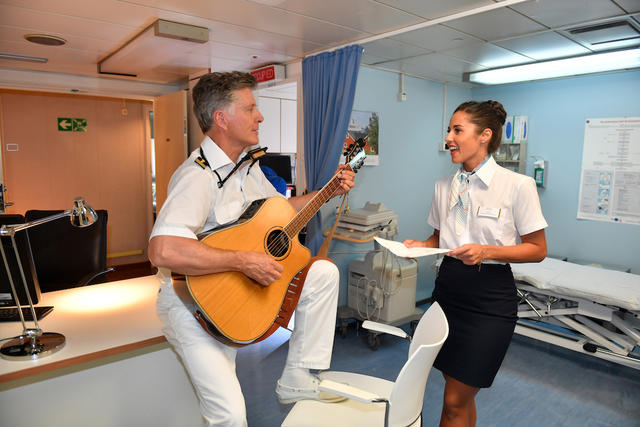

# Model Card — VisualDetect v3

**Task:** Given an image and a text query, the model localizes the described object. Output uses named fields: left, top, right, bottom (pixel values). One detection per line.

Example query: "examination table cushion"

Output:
left=511, top=258, right=640, bottom=311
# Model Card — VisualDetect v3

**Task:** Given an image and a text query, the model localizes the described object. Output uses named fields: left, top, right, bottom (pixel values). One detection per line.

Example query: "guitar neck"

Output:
left=284, top=168, right=349, bottom=238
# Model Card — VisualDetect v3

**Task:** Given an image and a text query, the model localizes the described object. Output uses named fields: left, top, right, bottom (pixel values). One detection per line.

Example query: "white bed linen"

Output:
left=511, top=257, right=640, bottom=311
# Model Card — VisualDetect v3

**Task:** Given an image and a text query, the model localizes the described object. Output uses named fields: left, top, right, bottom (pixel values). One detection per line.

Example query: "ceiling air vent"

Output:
left=567, top=20, right=640, bottom=48
left=98, top=19, right=209, bottom=78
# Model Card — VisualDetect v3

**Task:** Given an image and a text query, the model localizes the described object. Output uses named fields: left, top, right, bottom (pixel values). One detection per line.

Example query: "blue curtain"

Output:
left=302, top=44, right=362, bottom=255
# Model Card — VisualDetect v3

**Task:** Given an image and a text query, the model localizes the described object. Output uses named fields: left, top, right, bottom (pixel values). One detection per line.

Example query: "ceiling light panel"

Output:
left=465, top=48, right=640, bottom=85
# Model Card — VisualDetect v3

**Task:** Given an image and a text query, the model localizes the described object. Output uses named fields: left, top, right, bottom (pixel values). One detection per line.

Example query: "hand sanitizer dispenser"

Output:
left=534, top=159, right=547, bottom=187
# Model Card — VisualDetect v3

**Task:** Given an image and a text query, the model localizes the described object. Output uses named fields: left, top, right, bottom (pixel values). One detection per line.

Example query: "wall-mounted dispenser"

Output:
left=534, top=159, right=547, bottom=187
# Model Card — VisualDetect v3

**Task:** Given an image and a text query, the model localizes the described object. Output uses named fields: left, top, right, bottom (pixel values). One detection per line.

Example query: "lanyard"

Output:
left=195, top=146, right=267, bottom=188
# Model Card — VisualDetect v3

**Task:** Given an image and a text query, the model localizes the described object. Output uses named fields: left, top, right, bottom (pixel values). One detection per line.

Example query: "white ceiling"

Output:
left=0, top=0, right=638, bottom=92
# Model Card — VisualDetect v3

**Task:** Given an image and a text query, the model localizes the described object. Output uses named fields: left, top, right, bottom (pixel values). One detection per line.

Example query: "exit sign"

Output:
left=250, top=65, right=285, bottom=84
left=58, top=117, right=87, bottom=132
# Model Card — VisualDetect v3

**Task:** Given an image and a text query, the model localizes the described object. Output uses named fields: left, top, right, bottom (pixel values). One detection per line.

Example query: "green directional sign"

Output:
left=58, top=117, right=72, bottom=131
left=72, top=118, right=87, bottom=132
left=58, top=117, right=87, bottom=132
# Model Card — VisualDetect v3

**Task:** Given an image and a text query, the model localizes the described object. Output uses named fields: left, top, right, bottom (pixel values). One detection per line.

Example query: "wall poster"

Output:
left=342, top=110, right=379, bottom=166
left=577, top=117, right=640, bottom=225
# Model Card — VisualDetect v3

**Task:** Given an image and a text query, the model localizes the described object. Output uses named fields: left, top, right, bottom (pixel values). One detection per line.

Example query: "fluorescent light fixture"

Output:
left=98, top=19, right=208, bottom=77
left=465, top=48, right=640, bottom=85
left=0, top=53, right=48, bottom=63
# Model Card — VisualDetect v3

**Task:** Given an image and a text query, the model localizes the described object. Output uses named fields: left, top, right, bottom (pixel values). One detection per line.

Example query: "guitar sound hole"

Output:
left=266, top=229, right=290, bottom=258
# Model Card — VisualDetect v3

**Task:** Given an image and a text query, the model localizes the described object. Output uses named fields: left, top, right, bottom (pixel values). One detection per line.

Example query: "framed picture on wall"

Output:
left=341, top=110, right=379, bottom=166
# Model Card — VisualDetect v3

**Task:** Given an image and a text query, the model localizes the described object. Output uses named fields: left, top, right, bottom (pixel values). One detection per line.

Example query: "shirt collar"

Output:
left=201, top=136, right=234, bottom=171
left=454, top=154, right=492, bottom=181
left=474, top=155, right=497, bottom=187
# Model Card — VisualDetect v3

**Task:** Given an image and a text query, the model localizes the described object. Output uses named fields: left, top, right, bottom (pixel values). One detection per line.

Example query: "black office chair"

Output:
left=24, top=209, right=113, bottom=292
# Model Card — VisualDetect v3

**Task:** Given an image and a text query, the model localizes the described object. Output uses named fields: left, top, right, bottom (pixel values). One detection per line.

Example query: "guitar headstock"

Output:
left=343, top=137, right=366, bottom=161
left=347, top=148, right=366, bottom=172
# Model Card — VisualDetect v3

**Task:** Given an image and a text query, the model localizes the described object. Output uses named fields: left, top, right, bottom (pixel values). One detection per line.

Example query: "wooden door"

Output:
left=0, top=90, right=153, bottom=265
left=153, top=90, right=187, bottom=213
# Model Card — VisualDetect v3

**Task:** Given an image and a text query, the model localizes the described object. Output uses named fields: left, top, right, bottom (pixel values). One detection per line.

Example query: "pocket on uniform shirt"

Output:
left=475, top=207, right=512, bottom=244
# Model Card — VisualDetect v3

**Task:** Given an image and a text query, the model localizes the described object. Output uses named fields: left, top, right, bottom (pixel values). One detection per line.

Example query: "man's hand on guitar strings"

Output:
left=241, top=251, right=284, bottom=287
left=334, top=164, right=355, bottom=196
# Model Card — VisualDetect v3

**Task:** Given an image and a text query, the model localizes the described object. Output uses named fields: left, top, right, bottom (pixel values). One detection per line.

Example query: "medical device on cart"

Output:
left=335, top=203, right=422, bottom=350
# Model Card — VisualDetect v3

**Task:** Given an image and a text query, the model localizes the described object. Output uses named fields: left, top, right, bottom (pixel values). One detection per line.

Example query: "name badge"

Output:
left=477, top=207, right=501, bottom=218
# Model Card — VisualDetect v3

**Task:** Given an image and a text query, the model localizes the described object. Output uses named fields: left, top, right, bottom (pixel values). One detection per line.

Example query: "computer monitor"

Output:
left=0, top=214, right=42, bottom=307
left=260, top=154, right=293, bottom=184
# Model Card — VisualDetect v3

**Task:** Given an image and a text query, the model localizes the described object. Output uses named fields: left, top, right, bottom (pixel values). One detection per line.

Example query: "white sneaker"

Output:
left=276, top=376, right=347, bottom=404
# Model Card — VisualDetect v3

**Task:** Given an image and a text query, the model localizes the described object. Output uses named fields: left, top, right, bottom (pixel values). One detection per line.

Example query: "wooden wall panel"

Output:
left=153, top=90, right=187, bottom=213
left=0, top=91, right=153, bottom=265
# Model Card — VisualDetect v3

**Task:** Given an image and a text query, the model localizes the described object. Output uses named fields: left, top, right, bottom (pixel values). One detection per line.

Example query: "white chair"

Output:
left=281, top=302, right=449, bottom=427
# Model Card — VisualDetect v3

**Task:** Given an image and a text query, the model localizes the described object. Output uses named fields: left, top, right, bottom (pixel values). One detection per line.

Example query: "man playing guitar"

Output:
left=148, top=71, right=355, bottom=426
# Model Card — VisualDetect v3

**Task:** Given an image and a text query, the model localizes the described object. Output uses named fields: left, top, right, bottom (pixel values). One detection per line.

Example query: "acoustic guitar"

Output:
left=181, top=147, right=366, bottom=346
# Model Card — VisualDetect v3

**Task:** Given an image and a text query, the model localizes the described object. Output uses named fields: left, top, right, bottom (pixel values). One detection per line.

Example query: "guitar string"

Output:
left=283, top=148, right=360, bottom=240
left=265, top=170, right=345, bottom=257
left=266, top=176, right=342, bottom=256
left=265, top=147, right=361, bottom=257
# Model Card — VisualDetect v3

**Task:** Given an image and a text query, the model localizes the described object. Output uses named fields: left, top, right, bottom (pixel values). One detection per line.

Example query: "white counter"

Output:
left=0, top=276, right=202, bottom=426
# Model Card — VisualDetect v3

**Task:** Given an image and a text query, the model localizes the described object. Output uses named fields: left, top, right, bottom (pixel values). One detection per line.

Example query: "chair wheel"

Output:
left=367, top=332, right=380, bottom=350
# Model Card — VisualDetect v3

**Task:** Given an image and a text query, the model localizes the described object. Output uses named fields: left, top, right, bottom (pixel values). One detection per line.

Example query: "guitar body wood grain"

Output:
left=186, top=196, right=311, bottom=344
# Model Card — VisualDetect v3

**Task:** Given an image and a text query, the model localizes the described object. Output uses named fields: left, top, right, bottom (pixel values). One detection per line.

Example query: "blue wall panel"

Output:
left=330, top=67, right=471, bottom=304
left=331, top=67, right=639, bottom=312
left=472, top=70, right=640, bottom=273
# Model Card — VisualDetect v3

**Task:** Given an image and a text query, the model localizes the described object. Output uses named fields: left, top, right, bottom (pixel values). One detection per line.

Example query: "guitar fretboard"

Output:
left=283, top=168, right=350, bottom=238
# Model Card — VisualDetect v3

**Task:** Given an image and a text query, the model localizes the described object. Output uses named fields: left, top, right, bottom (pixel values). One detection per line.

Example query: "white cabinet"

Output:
left=257, top=96, right=297, bottom=154
left=258, top=96, right=281, bottom=153
left=280, top=99, right=297, bottom=153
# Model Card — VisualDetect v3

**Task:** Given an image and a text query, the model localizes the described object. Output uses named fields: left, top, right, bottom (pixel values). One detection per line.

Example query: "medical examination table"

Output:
left=512, top=257, right=640, bottom=370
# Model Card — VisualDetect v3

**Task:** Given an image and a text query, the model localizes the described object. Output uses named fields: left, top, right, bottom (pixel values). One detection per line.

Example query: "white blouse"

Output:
left=428, top=156, right=547, bottom=250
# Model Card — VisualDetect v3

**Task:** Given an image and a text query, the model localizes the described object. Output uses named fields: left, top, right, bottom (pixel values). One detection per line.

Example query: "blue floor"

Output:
left=236, top=310, right=640, bottom=427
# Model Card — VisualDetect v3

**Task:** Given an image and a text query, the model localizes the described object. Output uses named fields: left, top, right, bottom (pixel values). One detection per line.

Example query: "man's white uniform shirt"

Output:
left=151, top=136, right=281, bottom=284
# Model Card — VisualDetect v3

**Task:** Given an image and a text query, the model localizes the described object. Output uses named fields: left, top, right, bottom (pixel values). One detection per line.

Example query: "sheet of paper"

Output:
left=374, top=237, right=450, bottom=258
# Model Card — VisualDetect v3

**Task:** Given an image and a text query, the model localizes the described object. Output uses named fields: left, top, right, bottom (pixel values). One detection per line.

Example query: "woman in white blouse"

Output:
left=404, top=100, right=547, bottom=426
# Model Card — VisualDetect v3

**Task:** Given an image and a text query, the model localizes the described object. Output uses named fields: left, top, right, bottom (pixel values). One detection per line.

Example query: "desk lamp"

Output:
left=0, top=197, right=97, bottom=360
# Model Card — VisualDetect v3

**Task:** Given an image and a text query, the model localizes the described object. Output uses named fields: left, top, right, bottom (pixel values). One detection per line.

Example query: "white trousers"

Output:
left=157, top=260, right=339, bottom=427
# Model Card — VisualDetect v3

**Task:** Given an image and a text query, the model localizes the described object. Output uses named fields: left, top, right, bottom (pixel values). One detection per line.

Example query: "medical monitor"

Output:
left=0, top=214, right=42, bottom=307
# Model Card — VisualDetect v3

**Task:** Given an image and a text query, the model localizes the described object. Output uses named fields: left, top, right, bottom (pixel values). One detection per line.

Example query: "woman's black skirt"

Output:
left=432, top=256, right=518, bottom=388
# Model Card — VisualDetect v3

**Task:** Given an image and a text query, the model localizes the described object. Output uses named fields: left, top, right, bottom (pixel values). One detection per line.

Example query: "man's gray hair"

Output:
left=192, top=71, right=257, bottom=133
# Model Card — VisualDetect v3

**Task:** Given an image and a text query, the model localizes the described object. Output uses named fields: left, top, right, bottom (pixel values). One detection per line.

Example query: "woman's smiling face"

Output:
left=445, top=110, right=490, bottom=172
